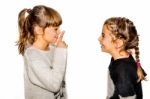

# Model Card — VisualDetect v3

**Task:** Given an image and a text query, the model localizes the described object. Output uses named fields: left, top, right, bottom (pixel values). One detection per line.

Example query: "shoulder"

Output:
left=109, top=55, right=137, bottom=77
left=25, top=47, right=39, bottom=56
left=24, top=47, right=49, bottom=60
left=114, top=57, right=138, bottom=80
left=114, top=55, right=136, bottom=71
left=115, top=60, right=136, bottom=75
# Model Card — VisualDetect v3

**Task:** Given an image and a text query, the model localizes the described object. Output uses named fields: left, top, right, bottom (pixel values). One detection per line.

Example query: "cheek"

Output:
left=43, top=32, right=53, bottom=41
left=46, top=31, right=55, bottom=37
left=49, top=32, right=58, bottom=41
left=101, top=38, right=106, bottom=44
left=45, top=28, right=55, bottom=36
left=50, top=30, right=57, bottom=36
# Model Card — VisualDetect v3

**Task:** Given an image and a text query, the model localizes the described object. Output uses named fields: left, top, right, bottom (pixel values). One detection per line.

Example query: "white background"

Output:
left=0, top=0, right=150, bottom=99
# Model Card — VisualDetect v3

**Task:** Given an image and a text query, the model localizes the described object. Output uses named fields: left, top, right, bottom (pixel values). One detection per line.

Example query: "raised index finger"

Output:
left=58, top=30, right=65, bottom=41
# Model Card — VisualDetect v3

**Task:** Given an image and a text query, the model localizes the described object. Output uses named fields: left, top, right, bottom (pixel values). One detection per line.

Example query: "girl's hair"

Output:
left=104, top=17, right=140, bottom=62
left=17, top=5, right=62, bottom=55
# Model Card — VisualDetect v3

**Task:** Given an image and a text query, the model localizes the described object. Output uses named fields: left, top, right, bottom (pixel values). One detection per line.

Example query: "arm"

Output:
left=25, top=47, right=67, bottom=92
left=115, top=63, right=136, bottom=99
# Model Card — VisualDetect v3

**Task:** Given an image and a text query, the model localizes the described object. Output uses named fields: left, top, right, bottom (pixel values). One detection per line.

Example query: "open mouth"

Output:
left=101, top=45, right=104, bottom=49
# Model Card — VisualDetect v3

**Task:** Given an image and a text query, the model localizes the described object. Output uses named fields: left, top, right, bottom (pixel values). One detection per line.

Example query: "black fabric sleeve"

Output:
left=114, top=62, right=136, bottom=97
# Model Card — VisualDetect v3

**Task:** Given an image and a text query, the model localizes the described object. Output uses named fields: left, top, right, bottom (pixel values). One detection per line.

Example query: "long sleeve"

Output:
left=24, top=47, right=67, bottom=93
left=108, top=55, right=143, bottom=99
left=113, top=62, right=137, bottom=99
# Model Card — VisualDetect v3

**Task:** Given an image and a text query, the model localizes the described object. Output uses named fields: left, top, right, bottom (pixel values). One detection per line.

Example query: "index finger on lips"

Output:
left=58, top=31, right=65, bottom=41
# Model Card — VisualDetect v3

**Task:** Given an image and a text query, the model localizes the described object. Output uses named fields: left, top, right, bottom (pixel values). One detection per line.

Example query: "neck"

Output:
left=33, top=38, right=49, bottom=51
left=111, top=50, right=129, bottom=60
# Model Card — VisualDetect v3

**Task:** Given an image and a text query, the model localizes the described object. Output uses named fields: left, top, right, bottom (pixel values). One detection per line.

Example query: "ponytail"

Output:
left=135, top=46, right=140, bottom=64
left=17, top=9, right=31, bottom=55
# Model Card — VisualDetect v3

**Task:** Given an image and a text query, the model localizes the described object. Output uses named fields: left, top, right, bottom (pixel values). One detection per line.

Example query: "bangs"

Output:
left=44, top=9, right=62, bottom=27
left=33, top=5, right=62, bottom=28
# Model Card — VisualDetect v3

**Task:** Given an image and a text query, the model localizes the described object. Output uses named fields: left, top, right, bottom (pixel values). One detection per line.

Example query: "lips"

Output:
left=101, top=44, right=105, bottom=49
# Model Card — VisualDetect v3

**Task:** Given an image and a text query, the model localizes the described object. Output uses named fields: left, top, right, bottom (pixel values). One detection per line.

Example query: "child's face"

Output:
left=43, top=26, right=60, bottom=44
left=98, top=25, right=115, bottom=54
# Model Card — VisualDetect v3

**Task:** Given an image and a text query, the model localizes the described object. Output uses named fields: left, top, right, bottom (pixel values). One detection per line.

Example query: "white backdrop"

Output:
left=0, top=0, right=149, bottom=99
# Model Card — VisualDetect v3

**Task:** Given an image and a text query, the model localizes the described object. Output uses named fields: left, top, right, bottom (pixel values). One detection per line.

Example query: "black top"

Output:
left=108, top=55, right=146, bottom=99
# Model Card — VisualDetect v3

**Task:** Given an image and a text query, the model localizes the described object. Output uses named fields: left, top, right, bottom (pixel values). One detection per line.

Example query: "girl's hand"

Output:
left=55, top=30, right=68, bottom=48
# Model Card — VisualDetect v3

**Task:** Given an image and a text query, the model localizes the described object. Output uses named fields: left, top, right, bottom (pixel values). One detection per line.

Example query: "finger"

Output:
left=55, top=31, right=64, bottom=45
left=58, top=31, right=65, bottom=41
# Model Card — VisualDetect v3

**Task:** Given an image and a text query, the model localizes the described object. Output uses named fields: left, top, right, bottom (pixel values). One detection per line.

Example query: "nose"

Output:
left=98, top=36, right=101, bottom=42
left=98, top=35, right=102, bottom=44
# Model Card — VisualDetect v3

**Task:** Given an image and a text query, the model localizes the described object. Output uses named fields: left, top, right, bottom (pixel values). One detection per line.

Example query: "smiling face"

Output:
left=98, top=25, right=116, bottom=54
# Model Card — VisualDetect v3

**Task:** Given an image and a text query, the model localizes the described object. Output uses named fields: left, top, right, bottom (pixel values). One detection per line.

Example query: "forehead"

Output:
left=102, top=25, right=112, bottom=35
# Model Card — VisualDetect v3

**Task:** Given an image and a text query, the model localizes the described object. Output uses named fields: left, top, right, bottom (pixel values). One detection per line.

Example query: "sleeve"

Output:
left=24, top=48, right=67, bottom=92
left=114, top=62, right=136, bottom=98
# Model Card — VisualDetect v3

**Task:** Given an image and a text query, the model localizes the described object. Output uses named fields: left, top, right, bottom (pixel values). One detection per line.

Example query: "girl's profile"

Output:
left=17, top=5, right=68, bottom=99
left=98, top=17, right=147, bottom=99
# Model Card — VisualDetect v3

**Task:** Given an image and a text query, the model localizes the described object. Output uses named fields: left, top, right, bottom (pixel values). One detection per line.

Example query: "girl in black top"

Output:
left=98, top=17, right=146, bottom=99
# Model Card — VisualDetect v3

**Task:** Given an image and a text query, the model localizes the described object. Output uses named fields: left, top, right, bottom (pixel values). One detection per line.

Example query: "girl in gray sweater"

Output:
left=17, top=5, right=67, bottom=99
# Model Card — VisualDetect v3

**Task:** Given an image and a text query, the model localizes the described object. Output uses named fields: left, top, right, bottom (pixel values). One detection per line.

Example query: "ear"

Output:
left=34, top=25, right=43, bottom=35
left=114, top=39, right=124, bottom=49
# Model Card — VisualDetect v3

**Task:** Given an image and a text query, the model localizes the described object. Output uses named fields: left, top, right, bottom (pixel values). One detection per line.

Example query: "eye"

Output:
left=55, top=28, right=58, bottom=31
left=102, top=33, right=105, bottom=38
left=53, top=27, right=59, bottom=31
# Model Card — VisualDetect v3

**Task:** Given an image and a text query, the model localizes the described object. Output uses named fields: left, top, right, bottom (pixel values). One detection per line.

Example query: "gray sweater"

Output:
left=23, top=45, right=67, bottom=99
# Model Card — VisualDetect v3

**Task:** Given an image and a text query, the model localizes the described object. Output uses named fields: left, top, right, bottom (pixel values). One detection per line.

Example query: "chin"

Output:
left=101, top=50, right=106, bottom=53
left=101, top=48, right=105, bottom=52
left=101, top=49, right=107, bottom=53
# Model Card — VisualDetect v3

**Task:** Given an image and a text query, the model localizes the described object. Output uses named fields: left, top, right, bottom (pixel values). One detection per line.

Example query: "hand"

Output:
left=55, top=30, right=68, bottom=48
